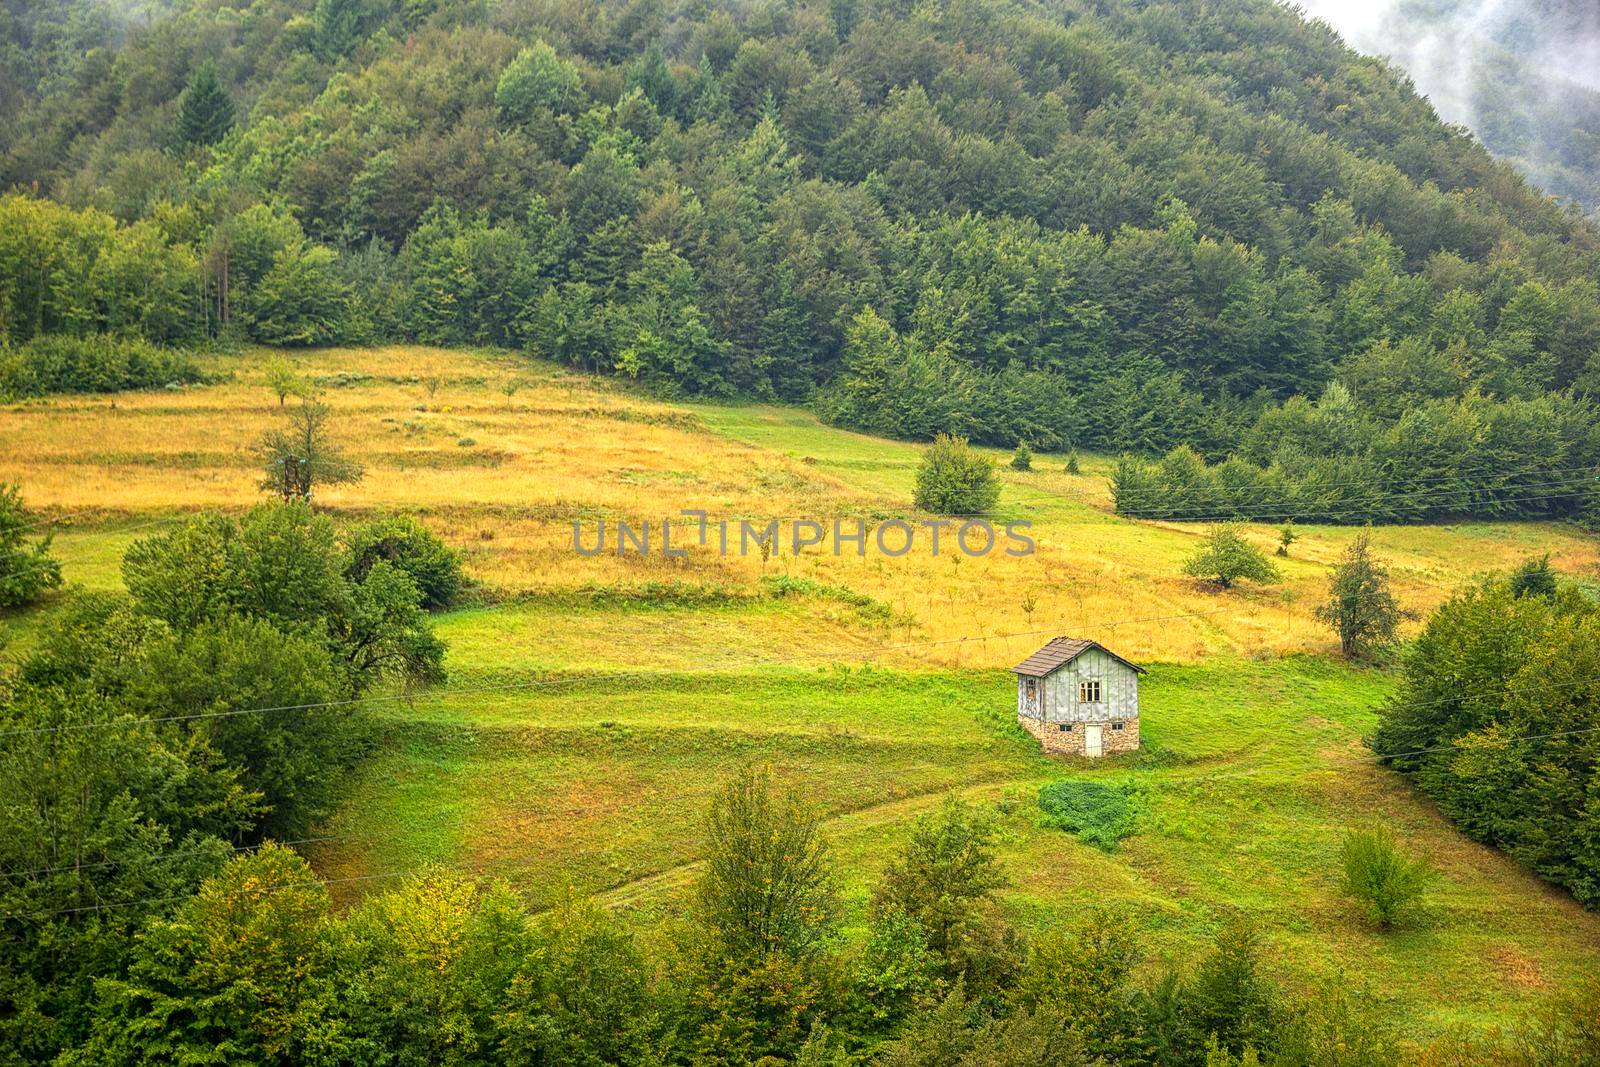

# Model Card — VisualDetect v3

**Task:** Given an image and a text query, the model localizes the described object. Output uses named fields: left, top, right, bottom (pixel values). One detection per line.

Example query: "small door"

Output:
left=1084, top=724, right=1104, bottom=758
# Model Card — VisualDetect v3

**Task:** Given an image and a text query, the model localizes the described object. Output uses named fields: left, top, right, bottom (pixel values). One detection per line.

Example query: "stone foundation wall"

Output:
left=1019, top=714, right=1140, bottom=757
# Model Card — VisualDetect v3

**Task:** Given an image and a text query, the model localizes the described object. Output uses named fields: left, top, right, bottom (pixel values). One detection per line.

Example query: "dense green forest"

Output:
left=4, top=0, right=1600, bottom=515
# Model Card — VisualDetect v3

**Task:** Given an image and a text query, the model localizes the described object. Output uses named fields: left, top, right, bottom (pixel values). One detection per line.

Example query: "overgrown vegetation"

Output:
left=1373, top=565, right=1600, bottom=906
left=0, top=335, right=204, bottom=399
left=1036, top=779, right=1140, bottom=851
left=0, top=482, right=61, bottom=608
left=0, top=501, right=457, bottom=1057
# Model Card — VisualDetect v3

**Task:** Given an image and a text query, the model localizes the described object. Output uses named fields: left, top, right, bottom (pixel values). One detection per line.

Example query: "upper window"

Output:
left=1079, top=679, right=1102, bottom=703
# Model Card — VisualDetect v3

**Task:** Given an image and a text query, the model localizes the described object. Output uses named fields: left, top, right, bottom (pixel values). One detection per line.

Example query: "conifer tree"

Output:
left=176, top=60, right=235, bottom=147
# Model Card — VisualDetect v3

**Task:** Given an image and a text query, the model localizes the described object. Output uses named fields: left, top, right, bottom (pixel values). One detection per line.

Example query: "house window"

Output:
left=1058, top=722, right=1073, bottom=732
left=1079, top=679, right=1102, bottom=703
left=1112, top=721, right=1125, bottom=731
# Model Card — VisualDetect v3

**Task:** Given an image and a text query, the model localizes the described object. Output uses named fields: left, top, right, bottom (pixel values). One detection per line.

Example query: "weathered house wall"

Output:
left=1015, top=645, right=1140, bottom=758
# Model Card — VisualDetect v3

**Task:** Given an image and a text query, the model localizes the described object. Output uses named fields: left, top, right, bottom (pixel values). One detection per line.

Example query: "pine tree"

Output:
left=313, top=0, right=361, bottom=61
left=176, top=60, right=235, bottom=147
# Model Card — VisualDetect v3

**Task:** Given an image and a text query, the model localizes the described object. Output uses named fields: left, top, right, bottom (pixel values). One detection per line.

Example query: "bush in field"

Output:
left=0, top=482, right=62, bottom=608
left=254, top=397, right=365, bottom=502
left=1009, top=441, right=1033, bottom=471
left=346, top=514, right=464, bottom=610
left=1036, top=780, right=1140, bottom=850
left=0, top=334, right=203, bottom=398
left=914, top=434, right=999, bottom=515
left=1340, top=826, right=1434, bottom=930
left=1183, top=525, right=1279, bottom=589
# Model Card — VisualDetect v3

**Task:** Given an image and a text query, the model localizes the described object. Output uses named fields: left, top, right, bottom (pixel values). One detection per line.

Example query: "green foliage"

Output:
left=496, top=41, right=583, bottom=123
left=0, top=682, right=249, bottom=1058
left=1373, top=577, right=1600, bottom=905
left=1339, top=826, right=1435, bottom=930
left=913, top=434, right=999, bottom=516
left=696, top=765, right=836, bottom=961
left=244, top=242, right=347, bottom=346
left=69, top=844, right=334, bottom=1063
left=873, top=797, right=1021, bottom=995
left=175, top=60, right=234, bottom=147
left=1182, top=525, right=1279, bottom=589
left=499, top=894, right=658, bottom=1066
left=1510, top=554, right=1559, bottom=599
left=262, top=355, right=306, bottom=406
left=1036, top=780, right=1140, bottom=851
left=1114, top=388, right=1600, bottom=525
left=877, top=983, right=1092, bottom=1067
left=1186, top=920, right=1280, bottom=1058
left=125, top=615, right=355, bottom=838
left=1065, top=451, right=1080, bottom=475
left=313, top=0, right=361, bottom=61
left=0, top=482, right=62, bottom=608
left=4, top=0, right=1600, bottom=488
left=0, top=334, right=203, bottom=399
left=345, top=514, right=464, bottom=610
left=1314, top=534, right=1404, bottom=660
left=1008, top=441, right=1032, bottom=471
left=1275, top=523, right=1296, bottom=557
left=1011, top=910, right=1147, bottom=1062
left=254, top=397, right=365, bottom=503
left=122, top=501, right=446, bottom=690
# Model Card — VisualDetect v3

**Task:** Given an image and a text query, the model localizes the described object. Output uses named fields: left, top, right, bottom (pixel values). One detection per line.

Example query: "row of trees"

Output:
left=1112, top=386, right=1600, bottom=524
left=25, top=767, right=1600, bottom=1065
left=0, top=501, right=462, bottom=1058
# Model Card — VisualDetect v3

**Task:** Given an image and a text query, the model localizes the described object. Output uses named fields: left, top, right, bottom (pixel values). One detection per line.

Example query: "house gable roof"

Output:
left=1012, top=637, right=1146, bottom=678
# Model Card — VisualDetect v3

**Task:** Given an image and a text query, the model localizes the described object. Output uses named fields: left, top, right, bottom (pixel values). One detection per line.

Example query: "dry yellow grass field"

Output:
left=5, top=344, right=1597, bottom=667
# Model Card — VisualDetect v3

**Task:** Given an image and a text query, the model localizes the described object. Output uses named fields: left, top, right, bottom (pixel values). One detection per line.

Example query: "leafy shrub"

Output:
left=914, top=434, right=999, bottom=515
left=1037, top=780, right=1140, bottom=850
left=0, top=482, right=62, bottom=608
left=1340, top=826, right=1434, bottom=930
left=1010, top=441, right=1033, bottom=471
left=1182, top=525, right=1279, bottom=589
left=345, top=514, right=464, bottom=610
left=0, top=334, right=204, bottom=398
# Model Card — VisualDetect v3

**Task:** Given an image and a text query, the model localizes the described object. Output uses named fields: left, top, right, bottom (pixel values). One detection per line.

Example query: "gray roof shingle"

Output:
left=1012, top=637, right=1146, bottom=678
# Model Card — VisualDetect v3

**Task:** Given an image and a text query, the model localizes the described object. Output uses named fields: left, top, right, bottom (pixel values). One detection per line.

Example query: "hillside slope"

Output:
left=6, top=346, right=1600, bottom=1037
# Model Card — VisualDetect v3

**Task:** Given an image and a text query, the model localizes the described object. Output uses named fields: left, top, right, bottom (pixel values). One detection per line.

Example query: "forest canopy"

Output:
left=4, top=0, right=1600, bottom=514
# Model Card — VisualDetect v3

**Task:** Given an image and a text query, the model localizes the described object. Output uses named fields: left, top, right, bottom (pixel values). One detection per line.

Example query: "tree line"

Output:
left=1111, top=385, right=1600, bottom=524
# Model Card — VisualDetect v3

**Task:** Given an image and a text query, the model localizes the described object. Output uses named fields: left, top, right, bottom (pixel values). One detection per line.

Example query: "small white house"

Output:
left=1013, top=637, right=1144, bottom=757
